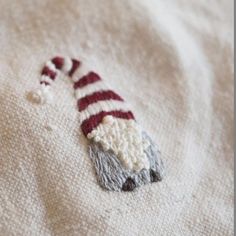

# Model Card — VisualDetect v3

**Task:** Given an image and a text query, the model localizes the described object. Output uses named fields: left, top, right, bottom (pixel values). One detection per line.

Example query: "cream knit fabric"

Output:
left=0, top=0, right=234, bottom=235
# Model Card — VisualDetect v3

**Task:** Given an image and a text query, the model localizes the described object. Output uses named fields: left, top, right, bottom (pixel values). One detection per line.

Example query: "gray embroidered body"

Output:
left=89, top=132, right=164, bottom=191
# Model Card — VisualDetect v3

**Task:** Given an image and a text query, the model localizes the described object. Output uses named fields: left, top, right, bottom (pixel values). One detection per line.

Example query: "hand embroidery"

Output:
left=29, top=56, right=165, bottom=192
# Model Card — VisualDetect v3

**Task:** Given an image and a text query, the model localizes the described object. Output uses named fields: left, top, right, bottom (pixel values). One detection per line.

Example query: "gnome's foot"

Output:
left=150, top=169, right=163, bottom=182
left=122, top=177, right=136, bottom=192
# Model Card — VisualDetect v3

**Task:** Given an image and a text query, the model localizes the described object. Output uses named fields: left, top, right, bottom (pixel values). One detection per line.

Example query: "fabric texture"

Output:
left=0, top=0, right=234, bottom=235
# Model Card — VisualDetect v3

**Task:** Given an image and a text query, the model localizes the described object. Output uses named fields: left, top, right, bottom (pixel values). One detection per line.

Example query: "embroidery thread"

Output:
left=30, top=56, right=165, bottom=191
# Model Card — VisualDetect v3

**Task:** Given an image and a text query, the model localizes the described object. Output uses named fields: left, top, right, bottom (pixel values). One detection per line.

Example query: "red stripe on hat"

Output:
left=74, top=72, right=101, bottom=90
left=41, top=66, right=57, bottom=80
left=68, top=59, right=81, bottom=76
left=81, top=110, right=135, bottom=136
left=78, top=90, right=124, bottom=111
left=51, top=57, right=64, bottom=70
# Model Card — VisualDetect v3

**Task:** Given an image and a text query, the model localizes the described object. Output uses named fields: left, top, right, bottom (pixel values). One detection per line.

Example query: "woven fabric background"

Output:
left=0, top=0, right=234, bottom=235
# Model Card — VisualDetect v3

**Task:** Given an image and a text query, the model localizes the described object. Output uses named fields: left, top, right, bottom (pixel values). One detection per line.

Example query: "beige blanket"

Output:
left=0, top=0, right=233, bottom=235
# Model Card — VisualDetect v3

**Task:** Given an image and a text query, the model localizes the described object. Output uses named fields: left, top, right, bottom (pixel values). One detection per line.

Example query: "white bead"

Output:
left=102, top=115, right=114, bottom=125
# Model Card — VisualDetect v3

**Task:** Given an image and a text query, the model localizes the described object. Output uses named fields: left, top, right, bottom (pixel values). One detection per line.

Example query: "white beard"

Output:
left=87, top=116, right=151, bottom=172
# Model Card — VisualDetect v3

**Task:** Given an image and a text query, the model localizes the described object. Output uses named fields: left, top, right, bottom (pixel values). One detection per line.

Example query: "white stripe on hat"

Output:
left=80, top=99, right=128, bottom=122
left=71, top=63, right=91, bottom=82
left=74, top=80, right=108, bottom=100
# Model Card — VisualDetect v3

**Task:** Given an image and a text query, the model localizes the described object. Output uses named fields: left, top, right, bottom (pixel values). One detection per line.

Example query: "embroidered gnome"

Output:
left=30, top=56, right=165, bottom=191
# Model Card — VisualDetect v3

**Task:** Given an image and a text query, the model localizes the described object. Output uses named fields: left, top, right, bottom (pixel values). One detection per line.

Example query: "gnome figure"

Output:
left=30, top=56, right=164, bottom=192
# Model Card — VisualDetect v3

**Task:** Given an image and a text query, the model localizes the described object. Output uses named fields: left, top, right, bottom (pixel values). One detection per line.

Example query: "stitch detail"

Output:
left=78, top=90, right=124, bottom=111
left=74, top=80, right=106, bottom=100
left=73, top=72, right=101, bottom=89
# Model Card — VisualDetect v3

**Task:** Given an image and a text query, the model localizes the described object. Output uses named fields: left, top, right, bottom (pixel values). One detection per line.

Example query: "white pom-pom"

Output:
left=29, top=86, right=53, bottom=104
left=102, top=115, right=114, bottom=125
